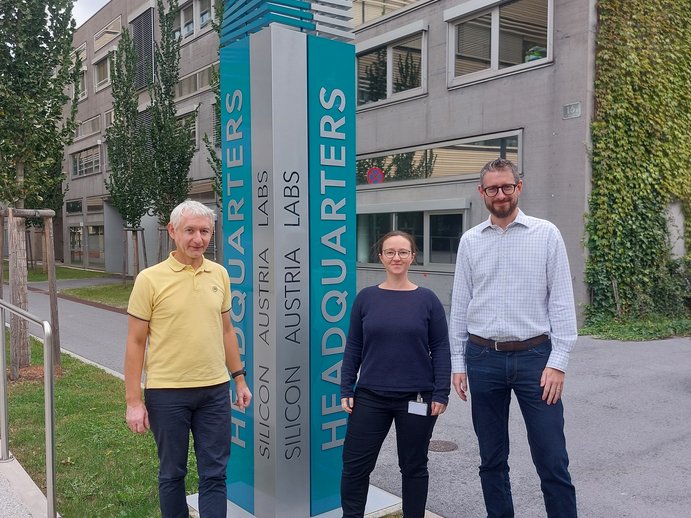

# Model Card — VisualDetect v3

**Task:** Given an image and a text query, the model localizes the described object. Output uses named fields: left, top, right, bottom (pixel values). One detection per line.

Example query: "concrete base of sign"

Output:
left=187, top=484, right=402, bottom=517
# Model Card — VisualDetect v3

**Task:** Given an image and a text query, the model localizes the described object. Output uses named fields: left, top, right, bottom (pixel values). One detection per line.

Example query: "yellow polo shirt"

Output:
left=127, top=253, right=232, bottom=388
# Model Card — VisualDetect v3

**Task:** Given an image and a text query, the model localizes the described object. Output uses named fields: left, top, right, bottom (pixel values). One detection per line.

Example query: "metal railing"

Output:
left=0, top=299, right=56, bottom=518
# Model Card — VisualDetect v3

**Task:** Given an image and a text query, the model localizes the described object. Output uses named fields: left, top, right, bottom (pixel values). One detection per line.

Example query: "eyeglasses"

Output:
left=381, top=249, right=412, bottom=259
left=482, top=183, right=517, bottom=197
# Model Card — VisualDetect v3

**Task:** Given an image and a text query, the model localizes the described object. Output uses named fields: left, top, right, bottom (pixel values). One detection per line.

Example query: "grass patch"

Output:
left=61, top=283, right=133, bottom=309
left=580, top=315, right=691, bottom=340
left=7, top=340, right=198, bottom=517
left=2, top=261, right=111, bottom=283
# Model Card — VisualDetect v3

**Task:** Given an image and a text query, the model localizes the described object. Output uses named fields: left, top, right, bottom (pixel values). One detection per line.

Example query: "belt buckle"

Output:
left=494, top=341, right=500, bottom=351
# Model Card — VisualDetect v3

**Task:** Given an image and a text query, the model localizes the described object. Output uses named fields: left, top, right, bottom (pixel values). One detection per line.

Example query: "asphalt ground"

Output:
left=2, top=279, right=690, bottom=517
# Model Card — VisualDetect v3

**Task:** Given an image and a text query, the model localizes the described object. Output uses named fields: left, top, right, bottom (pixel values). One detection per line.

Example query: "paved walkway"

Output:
left=1, top=278, right=690, bottom=517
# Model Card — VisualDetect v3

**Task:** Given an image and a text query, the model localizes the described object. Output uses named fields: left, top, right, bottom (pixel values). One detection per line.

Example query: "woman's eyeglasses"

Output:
left=381, top=249, right=412, bottom=259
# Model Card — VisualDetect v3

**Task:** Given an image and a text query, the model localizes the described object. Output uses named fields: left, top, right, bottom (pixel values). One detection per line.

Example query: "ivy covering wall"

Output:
left=587, top=0, right=691, bottom=319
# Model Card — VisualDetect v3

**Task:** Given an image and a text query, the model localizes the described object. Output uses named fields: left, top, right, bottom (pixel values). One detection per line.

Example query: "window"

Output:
left=132, top=9, right=154, bottom=90
left=93, top=54, right=112, bottom=89
left=69, top=226, right=83, bottom=265
left=199, top=0, right=211, bottom=27
left=71, top=146, right=101, bottom=178
left=94, top=16, right=122, bottom=52
left=178, top=112, right=197, bottom=149
left=87, top=197, right=104, bottom=213
left=357, top=211, right=464, bottom=265
left=176, top=3, right=195, bottom=38
left=87, top=225, right=105, bottom=267
left=356, top=132, right=521, bottom=186
left=358, top=31, right=424, bottom=106
left=104, top=109, right=114, bottom=128
left=71, top=43, right=87, bottom=101
left=65, top=200, right=83, bottom=214
left=175, top=63, right=217, bottom=99
left=352, top=0, right=418, bottom=27
left=74, top=115, right=101, bottom=140
left=446, top=0, right=550, bottom=86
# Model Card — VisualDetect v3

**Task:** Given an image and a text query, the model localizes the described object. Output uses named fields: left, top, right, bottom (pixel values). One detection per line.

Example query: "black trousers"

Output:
left=340, top=388, right=438, bottom=518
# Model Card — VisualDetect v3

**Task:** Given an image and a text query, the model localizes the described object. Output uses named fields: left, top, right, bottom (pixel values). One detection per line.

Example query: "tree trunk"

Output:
left=140, top=228, right=148, bottom=269
left=122, top=228, right=128, bottom=281
left=9, top=210, right=30, bottom=380
left=42, top=229, right=48, bottom=273
left=132, top=229, right=140, bottom=280
left=45, top=218, right=61, bottom=368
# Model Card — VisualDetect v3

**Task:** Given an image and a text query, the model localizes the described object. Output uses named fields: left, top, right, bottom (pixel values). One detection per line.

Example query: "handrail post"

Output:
left=43, top=321, right=56, bottom=518
left=0, top=299, right=57, bottom=517
left=0, top=307, right=10, bottom=461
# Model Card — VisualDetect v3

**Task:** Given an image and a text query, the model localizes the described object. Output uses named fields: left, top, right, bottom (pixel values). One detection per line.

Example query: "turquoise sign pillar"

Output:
left=220, top=1, right=355, bottom=516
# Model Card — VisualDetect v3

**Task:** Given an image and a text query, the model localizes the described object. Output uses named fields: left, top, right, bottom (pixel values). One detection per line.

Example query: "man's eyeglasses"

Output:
left=482, top=184, right=517, bottom=197
left=381, top=249, right=412, bottom=259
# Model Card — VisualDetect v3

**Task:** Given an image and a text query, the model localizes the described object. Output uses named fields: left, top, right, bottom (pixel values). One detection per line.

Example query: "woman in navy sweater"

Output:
left=340, top=230, right=451, bottom=518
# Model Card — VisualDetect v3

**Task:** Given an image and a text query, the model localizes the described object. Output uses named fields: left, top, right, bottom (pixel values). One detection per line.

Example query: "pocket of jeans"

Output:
left=529, top=340, right=552, bottom=357
left=465, top=341, right=488, bottom=361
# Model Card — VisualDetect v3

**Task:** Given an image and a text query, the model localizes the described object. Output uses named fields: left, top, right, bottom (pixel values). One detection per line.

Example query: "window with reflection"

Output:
left=357, top=211, right=463, bottom=265
left=356, top=133, right=520, bottom=186
left=357, top=32, right=423, bottom=106
left=452, top=0, right=548, bottom=81
left=352, top=0, right=419, bottom=26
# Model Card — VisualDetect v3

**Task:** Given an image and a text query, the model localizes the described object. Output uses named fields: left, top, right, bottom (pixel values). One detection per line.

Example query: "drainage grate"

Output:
left=429, top=440, right=458, bottom=452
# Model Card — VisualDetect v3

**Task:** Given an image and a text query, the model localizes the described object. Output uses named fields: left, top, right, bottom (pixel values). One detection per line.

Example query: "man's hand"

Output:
left=541, top=367, right=565, bottom=405
left=126, top=401, right=149, bottom=435
left=234, top=381, right=252, bottom=409
left=452, top=373, right=468, bottom=401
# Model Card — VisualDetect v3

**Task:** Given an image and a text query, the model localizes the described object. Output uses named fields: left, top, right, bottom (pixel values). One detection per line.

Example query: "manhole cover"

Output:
left=429, top=440, right=458, bottom=452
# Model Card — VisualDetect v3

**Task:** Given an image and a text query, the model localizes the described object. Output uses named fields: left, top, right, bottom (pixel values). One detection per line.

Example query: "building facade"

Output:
left=64, top=0, right=595, bottom=317
left=63, top=0, right=220, bottom=273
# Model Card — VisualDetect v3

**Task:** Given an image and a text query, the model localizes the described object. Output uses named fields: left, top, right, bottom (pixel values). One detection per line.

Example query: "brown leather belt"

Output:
left=468, top=334, right=549, bottom=352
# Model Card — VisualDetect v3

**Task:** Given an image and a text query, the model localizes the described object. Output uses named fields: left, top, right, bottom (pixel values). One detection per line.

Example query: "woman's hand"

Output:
left=341, top=397, right=354, bottom=414
left=431, top=402, right=447, bottom=416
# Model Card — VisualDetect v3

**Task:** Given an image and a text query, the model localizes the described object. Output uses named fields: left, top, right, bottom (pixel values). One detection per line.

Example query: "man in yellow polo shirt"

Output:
left=124, top=199, right=251, bottom=518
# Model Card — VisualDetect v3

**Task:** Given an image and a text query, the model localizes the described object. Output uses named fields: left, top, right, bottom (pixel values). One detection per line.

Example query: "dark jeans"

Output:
left=145, top=382, right=232, bottom=518
left=340, top=388, right=438, bottom=518
left=466, top=339, right=577, bottom=518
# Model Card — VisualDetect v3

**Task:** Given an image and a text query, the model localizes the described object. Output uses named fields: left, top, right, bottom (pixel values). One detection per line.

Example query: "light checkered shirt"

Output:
left=449, top=210, right=577, bottom=373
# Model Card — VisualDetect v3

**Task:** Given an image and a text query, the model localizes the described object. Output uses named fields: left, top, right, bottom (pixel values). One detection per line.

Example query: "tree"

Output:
left=202, top=0, right=225, bottom=206
left=148, top=0, right=195, bottom=259
left=105, top=28, right=150, bottom=276
left=0, top=0, right=79, bottom=377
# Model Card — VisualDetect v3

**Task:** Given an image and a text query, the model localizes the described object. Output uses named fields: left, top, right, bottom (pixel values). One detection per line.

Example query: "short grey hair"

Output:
left=480, top=158, right=521, bottom=185
left=169, top=200, right=216, bottom=229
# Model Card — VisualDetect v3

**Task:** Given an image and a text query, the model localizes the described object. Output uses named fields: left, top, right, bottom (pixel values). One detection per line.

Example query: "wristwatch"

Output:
left=231, top=368, right=247, bottom=380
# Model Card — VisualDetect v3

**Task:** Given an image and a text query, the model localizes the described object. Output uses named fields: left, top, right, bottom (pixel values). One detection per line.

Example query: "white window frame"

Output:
left=74, top=115, right=101, bottom=140
left=94, top=16, right=122, bottom=53
left=104, top=109, right=114, bottom=129
left=444, top=0, right=553, bottom=88
left=71, top=145, right=102, bottom=178
left=71, top=43, right=88, bottom=101
left=177, top=105, right=199, bottom=149
left=355, top=207, right=468, bottom=268
left=93, top=52, right=113, bottom=91
left=356, top=20, right=428, bottom=109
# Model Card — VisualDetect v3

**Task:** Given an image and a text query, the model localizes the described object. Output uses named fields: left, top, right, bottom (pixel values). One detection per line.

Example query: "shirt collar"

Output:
left=166, top=252, right=210, bottom=272
left=481, top=209, right=529, bottom=232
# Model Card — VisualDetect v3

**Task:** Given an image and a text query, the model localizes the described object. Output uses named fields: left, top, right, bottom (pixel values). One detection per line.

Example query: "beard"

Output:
left=485, top=196, right=518, bottom=219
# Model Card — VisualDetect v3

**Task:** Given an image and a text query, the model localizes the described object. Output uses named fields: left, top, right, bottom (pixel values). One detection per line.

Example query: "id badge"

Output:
left=408, top=393, right=428, bottom=416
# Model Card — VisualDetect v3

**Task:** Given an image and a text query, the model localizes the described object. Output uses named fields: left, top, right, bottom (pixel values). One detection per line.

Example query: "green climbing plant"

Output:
left=587, top=0, right=691, bottom=321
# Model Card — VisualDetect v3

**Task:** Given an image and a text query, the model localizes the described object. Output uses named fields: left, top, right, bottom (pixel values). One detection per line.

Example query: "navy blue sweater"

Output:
left=340, top=286, right=451, bottom=404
